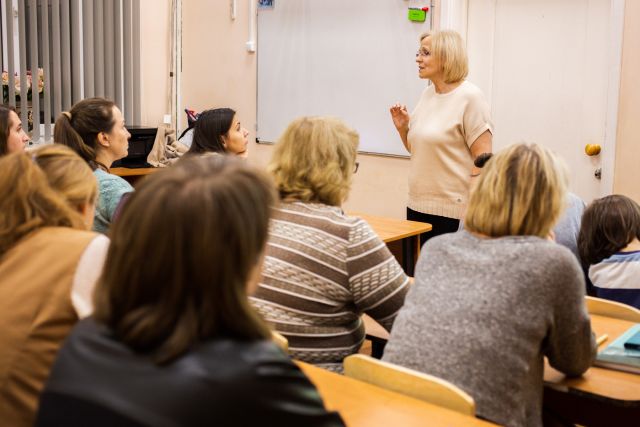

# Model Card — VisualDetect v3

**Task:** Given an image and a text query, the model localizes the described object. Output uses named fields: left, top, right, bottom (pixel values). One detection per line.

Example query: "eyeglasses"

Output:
left=415, top=49, right=430, bottom=58
left=354, top=162, right=360, bottom=173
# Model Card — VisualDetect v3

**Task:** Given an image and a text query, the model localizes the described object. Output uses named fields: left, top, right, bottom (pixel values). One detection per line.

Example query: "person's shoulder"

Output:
left=457, top=80, right=488, bottom=102
left=94, top=169, right=134, bottom=191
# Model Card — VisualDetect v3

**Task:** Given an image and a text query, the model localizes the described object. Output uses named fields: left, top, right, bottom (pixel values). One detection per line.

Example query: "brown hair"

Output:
left=93, top=155, right=274, bottom=364
left=465, top=143, right=568, bottom=238
left=0, top=105, right=17, bottom=156
left=54, top=97, right=116, bottom=170
left=578, top=195, right=640, bottom=265
left=269, top=116, right=359, bottom=206
left=0, top=150, right=87, bottom=256
left=32, top=144, right=98, bottom=210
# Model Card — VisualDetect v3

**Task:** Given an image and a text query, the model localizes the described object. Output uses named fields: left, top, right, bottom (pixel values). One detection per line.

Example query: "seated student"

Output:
left=578, top=194, right=640, bottom=309
left=36, top=156, right=344, bottom=427
left=383, top=144, right=596, bottom=427
left=185, top=107, right=250, bottom=158
left=0, top=105, right=30, bottom=155
left=0, top=145, right=107, bottom=427
left=250, top=116, right=410, bottom=372
left=54, top=97, right=133, bottom=234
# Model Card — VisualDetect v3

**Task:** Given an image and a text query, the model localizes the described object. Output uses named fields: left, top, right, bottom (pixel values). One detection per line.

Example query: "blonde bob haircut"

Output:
left=464, top=143, right=568, bottom=238
left=420, top=30, right=468, bottom=84
left=32, top=144, right=98, bottom=211
left=269, top=116, right=359, bottom=206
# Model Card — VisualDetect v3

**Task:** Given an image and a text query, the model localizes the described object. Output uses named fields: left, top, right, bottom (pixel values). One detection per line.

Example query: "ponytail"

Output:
left=54, top=113, right=97, bottom=168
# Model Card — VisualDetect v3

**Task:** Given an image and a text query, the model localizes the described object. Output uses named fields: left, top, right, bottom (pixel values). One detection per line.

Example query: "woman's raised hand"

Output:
left=390, top=103, right=409, bottom=131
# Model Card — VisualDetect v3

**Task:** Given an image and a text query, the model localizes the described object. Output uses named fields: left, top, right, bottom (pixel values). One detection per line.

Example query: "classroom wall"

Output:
left=139, top=0, right=172, bottom=127
left=179, top=0, right=640, bottom=218
left=612, top=1, right=640, bottom=203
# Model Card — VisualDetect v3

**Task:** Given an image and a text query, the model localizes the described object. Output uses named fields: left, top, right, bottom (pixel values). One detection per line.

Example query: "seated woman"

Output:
left=0, top=145, right=107, bottom=427
left=185, top=107, right=250, bottom=157
left=36, top=156, right=344, bottom=427
left=54, top=97, right=133, bottom=233
left=0, top=105, right=30, bottom=155
left=250, top=116, right=410, bottom=372
left=579, top=194, right=640, bottom=309
left=383, top=144, right=596, bottom=427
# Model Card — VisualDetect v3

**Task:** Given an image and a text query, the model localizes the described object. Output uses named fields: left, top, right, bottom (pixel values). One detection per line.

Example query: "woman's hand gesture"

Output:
left=390, top=103, right=409, bottom=132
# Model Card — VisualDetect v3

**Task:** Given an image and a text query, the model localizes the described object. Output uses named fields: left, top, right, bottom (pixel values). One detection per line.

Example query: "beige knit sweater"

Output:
left=407, top=80, right=492, bottom=219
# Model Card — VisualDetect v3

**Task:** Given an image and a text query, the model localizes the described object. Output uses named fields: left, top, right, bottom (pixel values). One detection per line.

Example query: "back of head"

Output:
left=187, top=108, right=235, bottom=155
left=54, top=97, right=116, bottom=169
left=421, top=30, right=468, bottom=84
left=93, top=155, right=274, bottom=364
left=578, top=195, right=640, bottom=265
left=269, top=116, right=359, bottom=206
left=465, top=143, right=568, bottom=238
left=0, top=105, right=16, bottom=156
left=0, top=149, right=87, bottom=256
left=32, top=144, right=98, bottom=212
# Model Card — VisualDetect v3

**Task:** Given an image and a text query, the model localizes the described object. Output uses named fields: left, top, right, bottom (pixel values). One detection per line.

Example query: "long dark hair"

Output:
left=578, top=195, right=640, bottom=265
left=54, top=97, right=116, bottom=170
left=93, top=155, right=274, bottom=364
left=0, top=105, right=17, bottom=156
left=186, top=108, right=235, bottom=155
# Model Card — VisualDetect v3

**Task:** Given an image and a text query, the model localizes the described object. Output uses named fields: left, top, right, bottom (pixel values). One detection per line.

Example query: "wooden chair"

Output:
left=585, top=296, right=640, bottom=322
left=271, top=331, right=289, bottom=353
left=343, top=354, right=475, bottom=416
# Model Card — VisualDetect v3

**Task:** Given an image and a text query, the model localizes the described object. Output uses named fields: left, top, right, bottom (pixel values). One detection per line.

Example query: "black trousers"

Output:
left=406, top=207, right=460, bottom=247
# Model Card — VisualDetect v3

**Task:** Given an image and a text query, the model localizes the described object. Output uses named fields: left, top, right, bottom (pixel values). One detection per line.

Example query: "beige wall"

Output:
left=178, top=0, right=640, bottom=218
left=613, top=1, right=640, bottom=203
left=139, top=0, right=172, bottom=127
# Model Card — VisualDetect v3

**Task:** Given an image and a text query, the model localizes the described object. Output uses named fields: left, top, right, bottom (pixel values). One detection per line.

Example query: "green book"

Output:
left=595, top=323, right=640, bottom=374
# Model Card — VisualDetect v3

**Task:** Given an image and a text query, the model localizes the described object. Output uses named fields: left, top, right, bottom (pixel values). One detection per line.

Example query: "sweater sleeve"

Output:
left=463, top=88, right=493, bottom=148
left=544, top=249, right=596, bottom=376
left=346, top=219, right=410, bottom=331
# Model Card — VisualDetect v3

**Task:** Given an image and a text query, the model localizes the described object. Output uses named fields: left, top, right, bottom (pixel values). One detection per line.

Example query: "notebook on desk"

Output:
left=595, top=323, right=640, bottom=374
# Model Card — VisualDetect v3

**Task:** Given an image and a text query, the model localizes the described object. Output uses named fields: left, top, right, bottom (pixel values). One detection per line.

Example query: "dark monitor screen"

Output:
left=111, top=126, right=157, bottom=168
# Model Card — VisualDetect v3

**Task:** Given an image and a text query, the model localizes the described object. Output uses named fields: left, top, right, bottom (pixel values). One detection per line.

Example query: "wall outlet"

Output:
left=163, top=114, right=171, bottom=125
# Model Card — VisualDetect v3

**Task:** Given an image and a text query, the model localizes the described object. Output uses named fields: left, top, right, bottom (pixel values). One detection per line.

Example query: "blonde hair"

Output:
left=420, top=30, right=468, bottom=84
left=32, top=144, right=98, bottom=210
left=465, top=143, right=568, bottom=238
left=0, top=148, right=89, bottom=256
left=269, top=116, right=359, bottom=206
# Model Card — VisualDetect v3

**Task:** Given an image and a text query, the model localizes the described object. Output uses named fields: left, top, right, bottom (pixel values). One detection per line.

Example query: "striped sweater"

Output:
left=250, top=201, right=410, bottom=371
left=589, top=250, right=640, bottom=309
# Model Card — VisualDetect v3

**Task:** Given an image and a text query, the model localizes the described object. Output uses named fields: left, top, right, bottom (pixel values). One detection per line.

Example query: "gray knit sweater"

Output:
left=383, top=231, right=596, bottom=427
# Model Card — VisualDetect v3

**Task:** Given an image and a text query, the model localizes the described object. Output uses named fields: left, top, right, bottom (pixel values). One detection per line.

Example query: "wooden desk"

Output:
left=363, top=313, right=640, bottom=426
left=543, top=314, right=640, bottom=426
left=297, top=362, right=496, bottom=427
left=111, top=167, right=159, bottom=185
left=350, top=212, right=431, bottom=276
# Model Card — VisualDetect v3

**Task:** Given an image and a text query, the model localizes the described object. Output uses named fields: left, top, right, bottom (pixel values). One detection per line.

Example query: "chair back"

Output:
left=585, top=296, right=640, bottom=322
left=343, top=354, right=475, bottom=416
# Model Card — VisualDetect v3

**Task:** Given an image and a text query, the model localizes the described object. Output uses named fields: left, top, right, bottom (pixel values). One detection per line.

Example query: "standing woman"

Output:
left=0, top=105, right=30, bottom=155
left=390, top=30, right=493, bottom=243
left=186, top=108, right=250, bottom=158
left=54, top=97, right=133, bottom=233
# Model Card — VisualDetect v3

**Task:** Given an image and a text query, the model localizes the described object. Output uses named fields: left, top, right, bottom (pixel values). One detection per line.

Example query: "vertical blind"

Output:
left=0, top=0, right=141, bottom=143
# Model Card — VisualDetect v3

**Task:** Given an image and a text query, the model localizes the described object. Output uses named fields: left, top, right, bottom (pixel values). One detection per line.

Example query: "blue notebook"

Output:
left=595, top=324, right=640, bottom=374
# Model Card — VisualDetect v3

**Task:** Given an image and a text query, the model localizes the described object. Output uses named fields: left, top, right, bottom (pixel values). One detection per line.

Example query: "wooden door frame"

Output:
left=437, top=0, right=625, bottom=196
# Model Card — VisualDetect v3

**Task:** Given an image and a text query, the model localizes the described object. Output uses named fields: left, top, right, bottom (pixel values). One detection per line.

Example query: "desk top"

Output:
left=111, top=167, right=159, bottom=177
left=350, top=212, right=432, bottom=243
left=297, top=362, right=496, bottom=427
left=544, top=314, right=640, bottom=403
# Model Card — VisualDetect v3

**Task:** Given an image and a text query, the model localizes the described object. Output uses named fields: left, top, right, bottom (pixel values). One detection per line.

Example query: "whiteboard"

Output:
left=257, top=0, right=431, bottom=157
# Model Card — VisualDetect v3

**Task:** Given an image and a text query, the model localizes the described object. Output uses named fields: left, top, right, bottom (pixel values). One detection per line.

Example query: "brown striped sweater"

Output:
left=250, top=201, right=410, bottom=371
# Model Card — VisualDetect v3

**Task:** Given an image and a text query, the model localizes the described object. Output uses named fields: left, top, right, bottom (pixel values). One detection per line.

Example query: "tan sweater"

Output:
left=0, top=227, right=97, bottom=427
left=407, top=80, right=492, bottom=219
